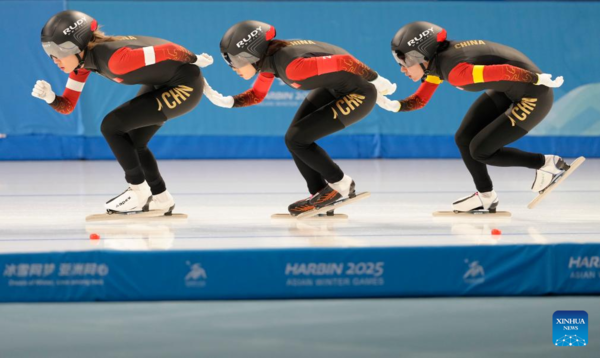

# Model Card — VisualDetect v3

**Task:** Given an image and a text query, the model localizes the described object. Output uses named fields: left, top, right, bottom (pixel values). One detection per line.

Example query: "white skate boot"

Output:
left=452, top=190, right=499, bottom=213
left=148, top=190, right=175, bottom=214
left=328, top=174, right=355, bottom=198
left=531, top=155, right=569, bottom=193
left=105, top=181, right=152, bottom=213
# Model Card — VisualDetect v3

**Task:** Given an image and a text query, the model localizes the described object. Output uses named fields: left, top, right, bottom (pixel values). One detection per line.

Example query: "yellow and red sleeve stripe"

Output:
left=448, top=62, right=538, bottom=87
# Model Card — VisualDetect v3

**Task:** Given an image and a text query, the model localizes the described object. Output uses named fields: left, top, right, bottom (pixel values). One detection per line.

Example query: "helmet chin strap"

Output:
left=419, top=63, right=429, bottom=81
left=419, top=40, right=448, bottom=82
left=419, top=52, right=440, bottom=82
left=73, top=51, right=86, bottom=74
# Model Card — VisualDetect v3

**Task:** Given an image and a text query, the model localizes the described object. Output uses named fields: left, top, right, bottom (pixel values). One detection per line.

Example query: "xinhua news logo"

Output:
left=553, top=311, right=588, bottom=347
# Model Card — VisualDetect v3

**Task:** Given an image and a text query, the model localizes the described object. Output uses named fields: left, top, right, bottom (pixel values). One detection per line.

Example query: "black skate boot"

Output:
left=288, top=195, right=316, bottom=217
left=288, top=181, right=356, bottom=217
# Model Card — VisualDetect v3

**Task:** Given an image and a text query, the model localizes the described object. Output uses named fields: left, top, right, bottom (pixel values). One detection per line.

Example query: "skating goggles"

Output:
left=392, top=50, right=426, bottom=68
left=42, top=41, right=81, bottom=60
left=221, top=51, right=259, bottom=69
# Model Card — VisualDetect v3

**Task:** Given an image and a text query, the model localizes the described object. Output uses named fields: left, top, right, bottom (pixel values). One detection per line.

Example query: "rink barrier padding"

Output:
left=1, top=135, right=599, bottom=160
left=1, top=243, right=599, bottom=302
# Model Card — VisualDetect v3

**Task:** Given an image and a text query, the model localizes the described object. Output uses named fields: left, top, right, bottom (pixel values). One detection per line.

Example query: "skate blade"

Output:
left=295, top=192, right=370, bottom=220
left=271, top=213, right=348, bottom=220
left=527, top=156, right=585, bottom=209
left=86, top=211, right=187, bottom=222
left=433, top=210, right=511, bottom=217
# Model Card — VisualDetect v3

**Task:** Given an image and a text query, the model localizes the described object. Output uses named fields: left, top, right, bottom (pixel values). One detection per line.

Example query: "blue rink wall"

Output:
left=1, top=0, right=600, bottom=160
left=1, top=244, right=599, bottom=302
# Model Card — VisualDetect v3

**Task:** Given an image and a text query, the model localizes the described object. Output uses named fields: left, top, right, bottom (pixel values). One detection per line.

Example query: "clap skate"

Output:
left=528, top=156, right=585, bottom=209
left=86, top=186, right=187, bottom=222
left=286, top=177, right=370, bottom=220
left=433, top=190, right=511, bottom=217
left=104, top=182, right=152, bottom=214
left=147, top=190, right=176, bottom=214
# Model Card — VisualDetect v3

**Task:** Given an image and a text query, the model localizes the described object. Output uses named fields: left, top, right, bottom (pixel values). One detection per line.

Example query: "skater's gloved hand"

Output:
left=193, top=53, right=214, bottom=68
left=376, top=93, right=400, bottom=112
left=370, top=75, right=397, bottom=96
left=203, top=78, right=234, bottom=108
left=535, top=73, right=564, bottom=88
left=31, top=80, right=56, bottom=104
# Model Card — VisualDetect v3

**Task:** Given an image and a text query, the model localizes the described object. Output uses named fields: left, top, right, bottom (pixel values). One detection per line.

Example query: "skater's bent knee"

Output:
left=284, top=128, right=309, bottom=149
left=100, top=112, right=122, bottom=136
left=454, top=131, right=472, bottom=148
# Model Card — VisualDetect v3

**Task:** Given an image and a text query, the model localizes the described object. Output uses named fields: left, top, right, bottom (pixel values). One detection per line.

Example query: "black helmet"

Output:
left=41, top=10, right=98, bottom=59
left=391, top=21, right=446, bottom=68
left=220, top=20, right=276, bottom=69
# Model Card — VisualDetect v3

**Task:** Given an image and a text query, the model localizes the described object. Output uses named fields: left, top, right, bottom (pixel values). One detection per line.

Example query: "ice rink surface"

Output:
left=1, top=159, right=598, bottom=358
left=0, top=158, right=597, bottom=253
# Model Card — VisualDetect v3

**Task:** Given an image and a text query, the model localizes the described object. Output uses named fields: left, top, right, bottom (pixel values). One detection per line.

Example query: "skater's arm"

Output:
left=108, top=43, right=197, bottom=75
left=285, top=55, right=378, bottom=81
left=447, top=62, right=548, bottom=86
left=203, top=73, right=275, bottom=109
left=376, top=75, right=440, bottom=113
left=51, top=69, right=91, bottom=114
left=31, top=70, right=91, bottom=115
left=285, top=56, right=396, bottom=96
left=397, top=76, right=441, bottom=112
left=232, top=72, right=275, bottom=108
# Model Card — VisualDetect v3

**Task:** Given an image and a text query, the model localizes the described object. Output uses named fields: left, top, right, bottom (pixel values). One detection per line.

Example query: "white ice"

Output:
left=0, top=159, right=598, bottom=253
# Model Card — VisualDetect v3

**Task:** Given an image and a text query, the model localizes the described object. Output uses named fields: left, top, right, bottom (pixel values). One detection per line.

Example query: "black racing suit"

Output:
left=232, top=40, right=378, bottom=194
left=396, top=39, right=552, bottom=193
left=48, top=36, right=203, bottom=195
